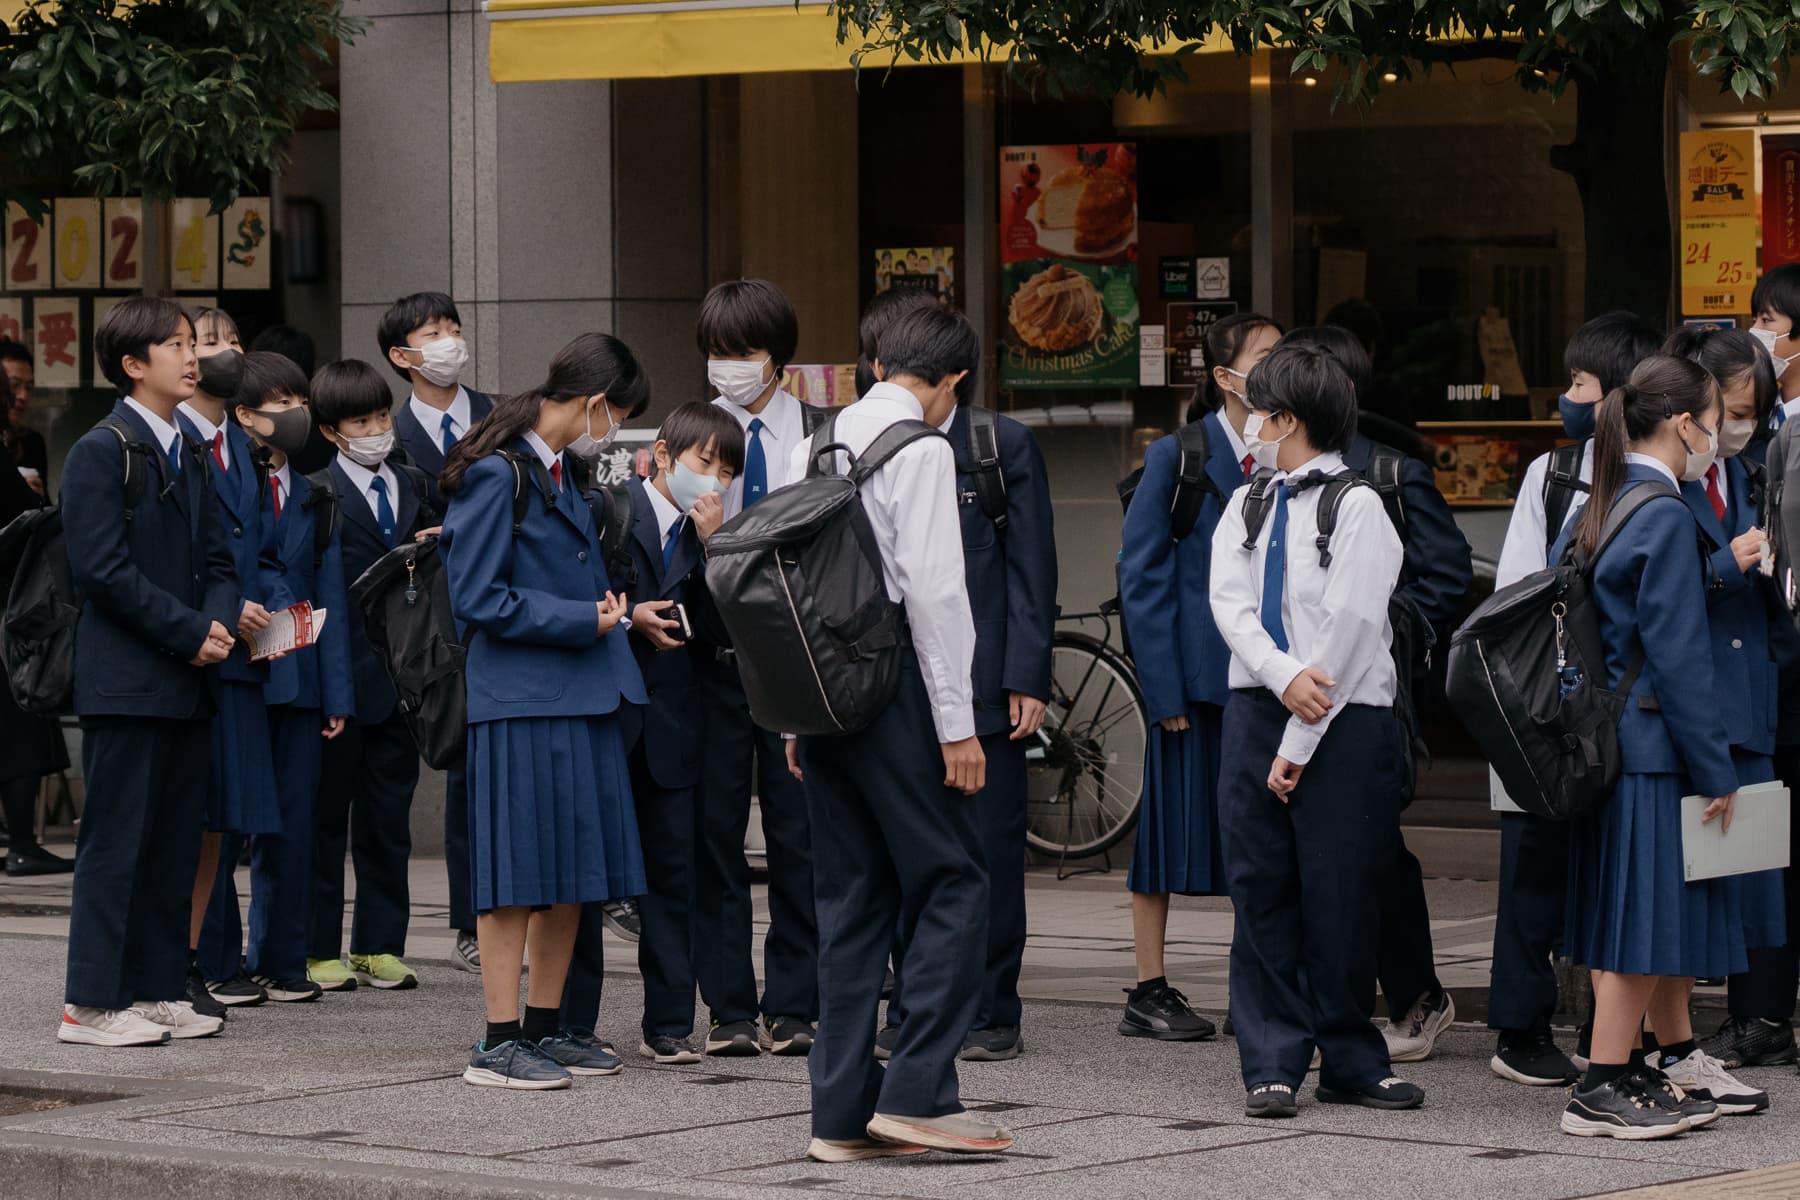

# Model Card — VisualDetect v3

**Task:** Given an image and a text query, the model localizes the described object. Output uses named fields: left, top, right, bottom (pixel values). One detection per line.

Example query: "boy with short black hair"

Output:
left=1209, top=341, right=1418, bottom=1116
left=1752, top=263, right=1800, bottom=417
left=59, top=298, right=239, bottom=1045
left=304, top=358, right=440, bottom=992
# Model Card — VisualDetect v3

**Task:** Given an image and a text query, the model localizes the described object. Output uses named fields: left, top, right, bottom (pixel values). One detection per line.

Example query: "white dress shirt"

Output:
left=336, top=455, right=400, bottom=525
left=270, top=461, right=292, bottom=515
left=644, top=475, right=684, bottom=545
left=717, top=388, right=806, bottom=519
left=410, top=385, right=474, bottom=446
left=1494, top=441, right=1594, bottom=589
left=521, top=430, right=559, bottom=472
left=177, top=402, right=230, bottom=469
left=124, top=397, right=183, bottom=460
left=1209, top=451, right=1405, bottom=765
left=788, top=382, right=976, bottom=743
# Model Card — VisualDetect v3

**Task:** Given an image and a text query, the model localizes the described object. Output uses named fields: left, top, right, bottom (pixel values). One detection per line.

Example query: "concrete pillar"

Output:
left=1250, top=51, right=1294, bottom=325
left=963, top=64, right=999, bottom=405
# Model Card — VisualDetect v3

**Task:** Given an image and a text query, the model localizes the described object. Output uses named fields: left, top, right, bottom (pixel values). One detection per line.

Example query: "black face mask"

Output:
left=197, top=349, right=244, bottom=400
left=244, top=405, right=313, bottom=457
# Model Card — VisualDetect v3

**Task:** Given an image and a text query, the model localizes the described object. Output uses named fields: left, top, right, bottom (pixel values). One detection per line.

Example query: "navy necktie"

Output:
left=743, top=417, right=767, bottom=508
left=440, top=411, right=457, bottom=456
left=1260, top=483, right=1290, bottom=652
left=663, top=518, right=683, bottom=569
left=165, top=437, right=183, bottom=480
left=371, top=474, right=396, bottom=545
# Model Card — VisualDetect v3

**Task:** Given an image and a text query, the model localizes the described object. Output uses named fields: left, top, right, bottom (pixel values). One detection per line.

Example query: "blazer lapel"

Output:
left=282, top=472, right=312, bottom=563
left=663, top=528, right=701, bottom=594
left=1681, top=477, right=1729, bottom=550
left=396, top=404, right=445, bottom=475
left=332, top=461, right=385, bottom=545
left=1202, top=412, right=1249, bottom=495
left=629, top=481, right=668, bottom=593
left=553, top=452, right=594, bottom=540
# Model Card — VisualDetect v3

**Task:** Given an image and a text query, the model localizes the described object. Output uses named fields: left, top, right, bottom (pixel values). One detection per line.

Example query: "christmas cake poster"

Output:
left=999, top=144, right=1140, bottom=389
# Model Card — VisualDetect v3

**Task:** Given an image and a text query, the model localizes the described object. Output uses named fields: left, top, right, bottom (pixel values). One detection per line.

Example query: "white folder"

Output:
left=1681, top=781, right=1791, bottom=882
left=1490, top=766, right=1525, bottom=814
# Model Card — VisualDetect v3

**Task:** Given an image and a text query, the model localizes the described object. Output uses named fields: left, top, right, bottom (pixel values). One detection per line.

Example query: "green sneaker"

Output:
left=348, top=953, right=419, bottom=990
left=307, top=957, right=358, bottom=992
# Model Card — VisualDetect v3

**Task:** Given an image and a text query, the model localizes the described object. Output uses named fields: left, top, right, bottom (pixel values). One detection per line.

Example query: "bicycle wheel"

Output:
left=1024, top=630, right=1149, bottom=859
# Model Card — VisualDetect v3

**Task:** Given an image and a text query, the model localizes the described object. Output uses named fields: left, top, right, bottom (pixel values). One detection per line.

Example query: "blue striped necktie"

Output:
left=1260, top=483, right=1290, bottom=652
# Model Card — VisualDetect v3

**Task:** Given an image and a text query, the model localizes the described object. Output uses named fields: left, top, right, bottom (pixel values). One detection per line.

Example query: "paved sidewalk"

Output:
left=0, top=841, right=1791, bottom=1199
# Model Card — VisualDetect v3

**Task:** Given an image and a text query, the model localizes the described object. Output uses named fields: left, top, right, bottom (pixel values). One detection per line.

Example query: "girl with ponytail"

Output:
left=438, top=332, right=650, bottom=1091
left=1560, top=355, right=1757, bottom=1139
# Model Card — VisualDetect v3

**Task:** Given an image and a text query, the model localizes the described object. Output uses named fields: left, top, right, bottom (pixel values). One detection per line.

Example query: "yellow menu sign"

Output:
left=1680, top=130, right=1758, bottom=316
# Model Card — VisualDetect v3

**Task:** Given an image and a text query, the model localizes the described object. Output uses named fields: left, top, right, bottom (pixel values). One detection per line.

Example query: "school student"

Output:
left=58, top=298, right=237, bottom=1045
left=1117, top=311, right=1279, bottom=1042
left=439, top=332, right=649, bottom=1090
left=1209, top=341, right=1419, bottom=1118
left=1487, top=311, right=1661, bottom=1086
left=1279, top=326, right=1474, bottom=1067
left=785, top=305, right=1011, bottom=1161
left=306, top=360, right=439, bottom=993
left=198, top=353, right=355, bottom=1004
left=1751, top=263, right=1800, bottom=420
left=379, top=291, right=489, bottom=971
left=695, top=278, right=819, bottom=1056
left=1559, top=355, right=1766, bottom=1139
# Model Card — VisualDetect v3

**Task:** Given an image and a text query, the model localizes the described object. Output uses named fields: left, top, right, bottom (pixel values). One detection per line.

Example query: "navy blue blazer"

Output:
left=394, top=388, right=493, bottom=489
left=328, top=455, right=433, bottom=725
left=1119, top=412, right=1245, bottom=722
left=259, top=471, right=355, bottom=717
left=61, top=401, right=240, bottom=719
left=950, top=407, right=1058, bottom=738
left=1592, top=465, right=1738, bottom=797
left=175, top=413, right=267, bottom=685
left=440, top=441, right=646, bottom=724
left=1682, top=457, right=1778, bottom=757
left=1343, top=435, right=1473, bottom=629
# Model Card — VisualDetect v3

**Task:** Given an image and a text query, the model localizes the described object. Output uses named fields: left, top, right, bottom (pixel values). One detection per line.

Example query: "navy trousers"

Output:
left=1728, top=745, right=1800, bottom=1020
left=562, top=900, right=607, bottom=1036
left=65, top=716, right=209, bottom=1010
left=445, top=764, right=475, bottom=934
left=1218, top=690, right=1399, bottom=1091
left=309, top=712, right=417, bottom=958
left=1487, top=811, right=1571, bottom=1031
left=798, top=654, right=987, bottom=1138
left=199, top=704, right=323, bottom=982
left=1376, top=836, right=1443, bottom=1019
left=696, top=664, right=818, bottom=1024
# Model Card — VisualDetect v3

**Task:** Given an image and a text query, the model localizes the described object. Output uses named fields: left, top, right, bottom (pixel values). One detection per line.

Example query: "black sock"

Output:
left=521, top=1005, right=561, bottom=1042
left=1582, top=1061, right=1631, bottom=1090
left=485, top=1019, right=522, bottom=1048
left=1, top=778, right=38, bottom=851
left=1132, top=976, right=1167, bottom=1000
left=1658, top=1037, right=1696, bottom=1064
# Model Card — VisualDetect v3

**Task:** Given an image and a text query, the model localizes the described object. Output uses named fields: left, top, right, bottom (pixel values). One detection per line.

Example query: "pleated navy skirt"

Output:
left=1566, top=771, right=1749, bottom=978
left=1729, top=749, right=1787, bottom=951
left=468, top=714, right=646, bottom=912
left=204, top=679, right=280, bottom=835
left=1128, top=701, right=1225, bottom=897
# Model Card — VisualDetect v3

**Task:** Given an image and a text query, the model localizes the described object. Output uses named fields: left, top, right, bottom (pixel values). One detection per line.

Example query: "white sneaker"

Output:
left=57, top=1004, right=171, bottom=1046
left=1657, top=1049, right=1770, bottom=1115
left=134, top=999, right=224, bottom=1040
left=1383, top=991, right=1455, bottom=1063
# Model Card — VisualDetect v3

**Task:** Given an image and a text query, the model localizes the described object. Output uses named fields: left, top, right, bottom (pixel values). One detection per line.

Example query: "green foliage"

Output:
left=828, top=0, right=1800, bottom=103
left=0, top=1, right=364, bottom=217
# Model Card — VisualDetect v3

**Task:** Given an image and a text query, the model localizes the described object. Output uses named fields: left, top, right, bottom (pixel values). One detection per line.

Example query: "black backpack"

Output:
left=305, top=460, right=436, bottom=570
left=1445, top=481, right=1679, bottom=821
left=1108, top=420, right=1225, bottom=657
left=0, top=416, right=193, bottom=714
left=819, top=404, right=1008, bottom=536
left=1237, top=463, right=1435, bottom=803
left=703, top=418, right=947, bottom=736
left=1540, top=441, right=1591, bottom=555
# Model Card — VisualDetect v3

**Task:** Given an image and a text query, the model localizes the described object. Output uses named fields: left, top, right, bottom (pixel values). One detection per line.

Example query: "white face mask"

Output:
left=708, top=357, right=773, bottom=408
left=1678, top=415, right=1720, bottom=483
left=1750, top=327, right=1800, bottom=375
left=1217, top=366, right=1249, bottom=404
left=1718, top=417, right=1758, bottom=459
left=405, top=336, right=469, bottom=387
left=1242, top=410, right=1288, bottom=471
left=341, top=429, right=395, bottom=468
left=667, top=459, right=727, bottom=512
left=568, top=399, right=618, bottom=463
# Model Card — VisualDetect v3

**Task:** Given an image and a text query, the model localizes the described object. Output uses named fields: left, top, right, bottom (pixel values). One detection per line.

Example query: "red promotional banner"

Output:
left=1764, top=134, right=1800, bottom=271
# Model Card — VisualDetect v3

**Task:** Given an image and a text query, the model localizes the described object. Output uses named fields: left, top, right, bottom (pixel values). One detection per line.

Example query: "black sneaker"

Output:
left=639, top=1034, right=702, bottom=1064
left=600, top=899, right=641, bottom=942
left=1316, top=1076, right=1424, bottom=1110
left=705, top=1019, right=760, bottom=1057
left=206, top=972, right=268, bottom=1007
left=1561, top=1075, right=1690, bottom=1140
left=759, top=1015, right=815, bottom=1056
left=959, top=1027, right=1022, bottom=1062
left=6, top=845, right=73, bottom=875
left=1491, top=1027, right=1580, bottom=1086
left=1245, top=1081, right=1298, bottom=1118
left=873, top=1024, right=900, bottom=1061
left=184, top=962, right=228, bottom=1021
left=249, top=973, right=322, bottom=1003
left=1632, top=1067, right=1720, bottom=1128
left=1118, top=983, right=1216, bottom=1041
left=1697, top=1015, right=1799, bottom=1069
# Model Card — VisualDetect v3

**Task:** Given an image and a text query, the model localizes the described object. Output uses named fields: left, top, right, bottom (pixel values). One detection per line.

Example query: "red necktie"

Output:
left=211, top=431, right=226, bottom=472
left=1706, top=464, right=1726, bottom=521
left=270, top=475, right=283, bottom=521
left=1241, top=453, right=1255, bottom=479
left=550, top=460, right=563, bottom=491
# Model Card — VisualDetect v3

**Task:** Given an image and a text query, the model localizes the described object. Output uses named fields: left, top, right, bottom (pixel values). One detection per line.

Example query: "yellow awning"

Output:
left=485, top=0, right=1230, bottom=83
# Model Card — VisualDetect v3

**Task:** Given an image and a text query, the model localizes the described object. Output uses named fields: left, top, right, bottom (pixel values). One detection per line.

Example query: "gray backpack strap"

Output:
left=964, top=405, right=1008, bottom=533
left=850, top=419, right=948, bottom=486
left=1237, top=468, right=1281, bottom=550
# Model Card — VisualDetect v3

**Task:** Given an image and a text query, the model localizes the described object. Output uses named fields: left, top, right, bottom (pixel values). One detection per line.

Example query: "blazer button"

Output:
left=578, top=550, right=588, bottom=562
left=232, top=527, right=242, bottom=536
left=1732, top=638, right=1744, bottom=649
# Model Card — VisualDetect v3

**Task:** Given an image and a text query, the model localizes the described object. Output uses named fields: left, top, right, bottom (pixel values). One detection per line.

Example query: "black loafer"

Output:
left=1245, top=1081, right=1298, bottom=1118
left=1316, top=1076, right=1424, bottom=1110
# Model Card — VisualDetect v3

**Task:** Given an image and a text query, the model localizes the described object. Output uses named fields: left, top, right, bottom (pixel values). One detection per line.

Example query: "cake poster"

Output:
left=999, top=143, right=1140, bottom=388
left=875, top=247, right=955, bottom=306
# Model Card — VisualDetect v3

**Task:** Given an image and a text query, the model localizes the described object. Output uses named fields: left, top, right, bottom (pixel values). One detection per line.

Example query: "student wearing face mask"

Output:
left=1116, top=312, right=1280, bottom=1043
left=561, top=402, right=745, bottom=1065
left=1750, top=264, right=1800, bottom=422
left=196, top=352, right=353, bottom=1007
left=172, top=307, right=282, bottom=1016
left=693, top=279, right=820, bottom=1057
left=438, top=332, right=650, bottom=1090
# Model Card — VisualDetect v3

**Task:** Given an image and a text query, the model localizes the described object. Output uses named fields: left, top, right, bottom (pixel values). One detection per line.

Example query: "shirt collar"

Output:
left=521, top=430, right=560, bottom=471
left=644, top=476, right=684, bottom=541
left=718, top=388, right=800, bottom=435
left=409, top=385, right=471, bottom=436
left=1276, top=449, right=1345, bottom=482
left=123, top=397, right=181, bottom=456
left=863, top=381, right=926, bottom=420
left=1214, top=410, right=1249, bottom=464
left=1625, top=451, right=1680, bottom=488
left=336, top=453, right=391, bottom=495
left=270, top=461, right=292, bottom=494
left=177, top=402, right=225, bottom=444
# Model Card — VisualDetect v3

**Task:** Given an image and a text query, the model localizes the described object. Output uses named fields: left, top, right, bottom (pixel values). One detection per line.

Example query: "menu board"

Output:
left=1426, top=433, right=1521, bottom=505
left=998, top=143, right=1140, bottom=389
